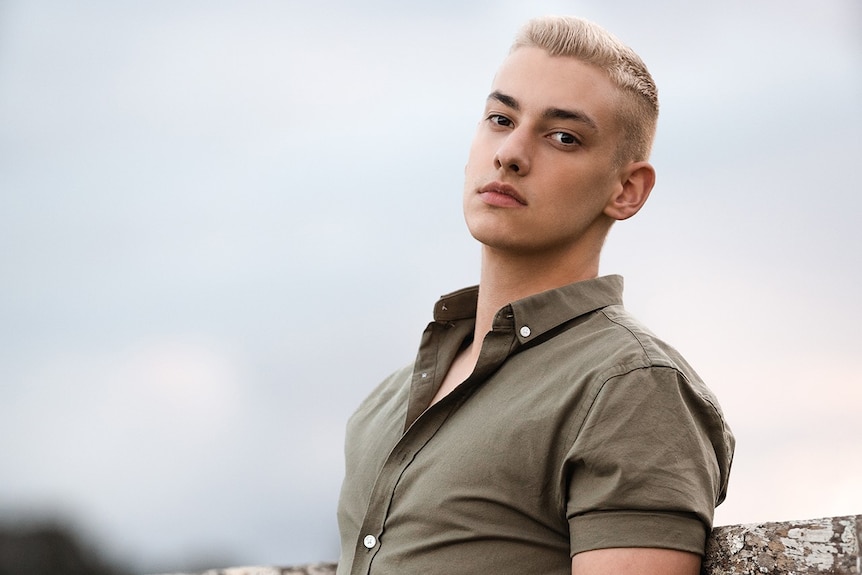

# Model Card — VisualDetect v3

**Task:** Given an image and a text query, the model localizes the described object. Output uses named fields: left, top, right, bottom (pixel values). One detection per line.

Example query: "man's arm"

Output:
left=572, top=547, right=701, bottom=575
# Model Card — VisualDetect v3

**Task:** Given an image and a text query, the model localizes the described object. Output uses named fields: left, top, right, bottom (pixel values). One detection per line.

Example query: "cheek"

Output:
left=464, top=142, right=479, bottom=171
left=465, top=131, right=497, bottom=172
left=463, top=147, right=484, bottom=190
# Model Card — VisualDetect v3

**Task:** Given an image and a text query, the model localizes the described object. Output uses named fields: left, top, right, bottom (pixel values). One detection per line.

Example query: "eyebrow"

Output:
left=487, top=90, right=599, bottom=132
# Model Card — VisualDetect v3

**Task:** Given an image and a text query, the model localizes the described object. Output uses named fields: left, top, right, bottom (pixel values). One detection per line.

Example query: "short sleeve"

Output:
left=565, top=365, right=734, bottom=556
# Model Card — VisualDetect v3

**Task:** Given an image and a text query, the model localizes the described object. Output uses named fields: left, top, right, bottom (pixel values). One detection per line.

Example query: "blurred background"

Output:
left=1, top=0, right=860, bottom=573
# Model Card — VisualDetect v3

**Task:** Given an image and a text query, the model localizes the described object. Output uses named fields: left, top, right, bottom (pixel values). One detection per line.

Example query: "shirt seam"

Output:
left=599, top=308, right=726, bottom=416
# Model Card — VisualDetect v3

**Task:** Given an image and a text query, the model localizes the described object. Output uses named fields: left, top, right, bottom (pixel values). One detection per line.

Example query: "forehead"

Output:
left=490, top=47, right=621, bottom=132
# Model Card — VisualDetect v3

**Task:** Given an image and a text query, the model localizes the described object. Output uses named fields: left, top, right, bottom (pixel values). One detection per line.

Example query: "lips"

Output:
left=478, top=182, right=527, bottom=206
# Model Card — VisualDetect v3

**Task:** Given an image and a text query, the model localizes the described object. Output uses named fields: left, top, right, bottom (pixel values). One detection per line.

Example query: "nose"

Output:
left=493, top=128, right=531, bottom=175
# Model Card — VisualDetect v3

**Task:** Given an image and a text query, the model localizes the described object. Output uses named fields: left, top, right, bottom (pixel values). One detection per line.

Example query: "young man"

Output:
left=336, top=16, right=734, bottom=575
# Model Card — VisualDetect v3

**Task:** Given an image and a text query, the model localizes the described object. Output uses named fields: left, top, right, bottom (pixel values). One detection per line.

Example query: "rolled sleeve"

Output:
left=564, top=365, right=733, bottom=556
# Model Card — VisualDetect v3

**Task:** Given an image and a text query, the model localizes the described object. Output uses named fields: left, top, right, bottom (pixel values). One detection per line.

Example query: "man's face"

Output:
left=463, top=47, right=626, bottom=257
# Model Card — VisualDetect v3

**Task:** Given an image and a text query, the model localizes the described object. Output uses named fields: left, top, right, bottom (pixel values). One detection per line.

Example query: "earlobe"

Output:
left=604, top=161, right=655, bottom=221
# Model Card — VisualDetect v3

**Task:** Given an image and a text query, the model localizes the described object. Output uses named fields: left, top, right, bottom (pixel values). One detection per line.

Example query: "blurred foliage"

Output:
left=0, top=521, right=131, bottom=575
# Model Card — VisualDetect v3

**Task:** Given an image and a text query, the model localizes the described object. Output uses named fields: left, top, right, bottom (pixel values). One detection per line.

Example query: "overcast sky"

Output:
left=1, top=1, right=860, bottom=573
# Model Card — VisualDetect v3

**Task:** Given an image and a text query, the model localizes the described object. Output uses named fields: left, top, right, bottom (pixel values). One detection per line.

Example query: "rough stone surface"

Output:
left=702, top=515, right=860, bottom=574
left=156, top=515, right=860, bottom=575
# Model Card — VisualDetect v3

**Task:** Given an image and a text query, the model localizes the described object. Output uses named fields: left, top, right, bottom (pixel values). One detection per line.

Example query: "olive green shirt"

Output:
left=337, top=275, right=734, bottom=575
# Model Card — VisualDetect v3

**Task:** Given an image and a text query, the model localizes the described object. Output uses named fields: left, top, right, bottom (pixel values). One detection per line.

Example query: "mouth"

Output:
left=478, top=182, right=527, bottom=206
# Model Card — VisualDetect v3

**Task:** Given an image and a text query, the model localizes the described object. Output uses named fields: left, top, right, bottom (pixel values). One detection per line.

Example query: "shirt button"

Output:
left=520, top=326, right=531, bottom=337
left=363, top=534, right=377, bottom=549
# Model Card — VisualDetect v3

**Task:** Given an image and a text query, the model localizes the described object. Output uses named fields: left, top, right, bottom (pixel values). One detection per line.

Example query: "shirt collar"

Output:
left=432, top=275, right=624, bottom=341
left=433, top=285, right=480, bottom=321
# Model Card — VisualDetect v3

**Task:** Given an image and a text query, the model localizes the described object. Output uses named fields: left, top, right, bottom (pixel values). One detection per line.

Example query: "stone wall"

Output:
left=703, top=515, right=860, bottom=574
left=158, top=514, right=861, bottom=575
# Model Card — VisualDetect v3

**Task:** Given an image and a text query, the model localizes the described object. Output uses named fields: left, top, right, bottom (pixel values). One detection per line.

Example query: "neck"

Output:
left=472, top=243, right=602, bottom=345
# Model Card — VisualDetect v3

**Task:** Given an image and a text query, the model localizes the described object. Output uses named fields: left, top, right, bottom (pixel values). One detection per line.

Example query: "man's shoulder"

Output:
left=558, top=303, right=701, bottom=382
left=586, top=305, right=724, bottom=408
left=598, top=305, right=674, bottom=359
left=353, top=363, right=413, bottom=413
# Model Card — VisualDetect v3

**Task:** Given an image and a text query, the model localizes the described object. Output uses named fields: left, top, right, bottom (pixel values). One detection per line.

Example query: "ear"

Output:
left=603, top=161, right=655, bottom=221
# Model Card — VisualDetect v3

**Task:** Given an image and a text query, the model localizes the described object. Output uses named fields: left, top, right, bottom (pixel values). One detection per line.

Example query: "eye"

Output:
left=549, top=131, right=580, bottom=146
left=487, top=114, right=513, bottom=128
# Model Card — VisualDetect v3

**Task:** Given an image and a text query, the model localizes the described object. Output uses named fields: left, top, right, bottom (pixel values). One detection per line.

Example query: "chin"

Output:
left=468, top=229, right=532, bottom=254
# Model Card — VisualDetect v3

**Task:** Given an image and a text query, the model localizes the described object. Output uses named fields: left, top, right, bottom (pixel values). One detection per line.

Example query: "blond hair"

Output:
left=512, top=16, right=658, bottom=163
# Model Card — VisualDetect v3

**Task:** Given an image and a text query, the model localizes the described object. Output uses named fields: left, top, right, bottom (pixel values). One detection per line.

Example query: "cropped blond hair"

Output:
left=512, top=16, right=658, bottom=163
